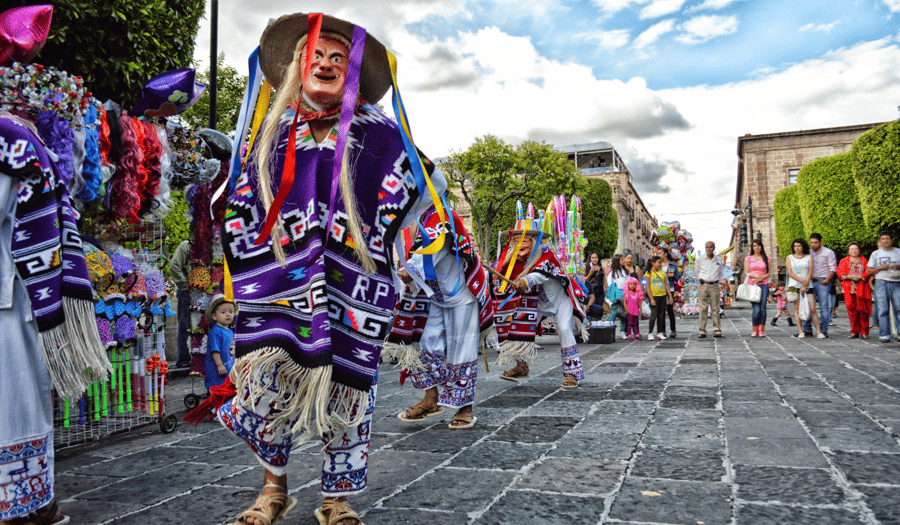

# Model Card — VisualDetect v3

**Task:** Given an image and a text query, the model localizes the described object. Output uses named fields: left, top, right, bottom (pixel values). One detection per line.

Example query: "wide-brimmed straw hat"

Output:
left=507, top=219, right=544, bottom=238
left=259, top=13, right=392, bottom=103
left=205, top=294, right=233, bottom=321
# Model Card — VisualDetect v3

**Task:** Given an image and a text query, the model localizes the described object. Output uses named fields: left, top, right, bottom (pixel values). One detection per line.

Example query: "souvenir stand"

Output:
left=0, top=62, right=221, bottom=445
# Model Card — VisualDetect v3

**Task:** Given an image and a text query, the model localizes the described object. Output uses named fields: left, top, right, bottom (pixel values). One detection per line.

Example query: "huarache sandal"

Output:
left=448, top=412, right=477, bottom=429
left=397, top=400, right=444, bottom=422
left=314, top=497, right=364, bottom=525
left=231, top=482, right=297, bottom=525
left=500, top=362, right=529, bottom=382
left=561, top=376, right=579, bottom=388
left=9, top=499, right=70, bottom=525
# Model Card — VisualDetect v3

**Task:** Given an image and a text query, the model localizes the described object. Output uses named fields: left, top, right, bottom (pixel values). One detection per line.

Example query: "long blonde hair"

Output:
left=254, top=33, right=375, bottom=273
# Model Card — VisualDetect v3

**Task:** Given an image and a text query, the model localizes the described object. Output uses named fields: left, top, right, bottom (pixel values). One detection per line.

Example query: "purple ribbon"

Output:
left=326, top=25, right=367, bottom=241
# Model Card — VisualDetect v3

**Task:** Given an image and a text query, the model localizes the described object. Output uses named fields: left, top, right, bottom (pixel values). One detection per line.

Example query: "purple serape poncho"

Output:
left=222, top=104, right=443, bottom=439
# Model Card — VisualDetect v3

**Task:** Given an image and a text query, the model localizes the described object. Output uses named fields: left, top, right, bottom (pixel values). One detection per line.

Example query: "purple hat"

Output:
left=0, top=5, right=53, bottom=67
left=131, top=69, right=206, bottom=118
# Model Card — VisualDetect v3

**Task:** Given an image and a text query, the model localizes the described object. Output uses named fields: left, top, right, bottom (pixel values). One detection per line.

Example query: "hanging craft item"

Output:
left=130, top=69, right=206, bottom=118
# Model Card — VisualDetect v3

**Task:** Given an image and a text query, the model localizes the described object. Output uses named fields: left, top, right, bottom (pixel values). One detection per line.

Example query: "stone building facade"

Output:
left=733, top=123, right=884, bottom=270
left=560, top=142, right=658, bottom=266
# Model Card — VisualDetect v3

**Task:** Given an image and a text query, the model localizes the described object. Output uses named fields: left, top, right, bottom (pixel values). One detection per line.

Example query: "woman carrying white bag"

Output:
left=785, top=238, right=824, bottom=339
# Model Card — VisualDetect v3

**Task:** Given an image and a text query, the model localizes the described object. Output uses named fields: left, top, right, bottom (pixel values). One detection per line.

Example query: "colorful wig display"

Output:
left=34, top=110, right=76, bottom=189
left=138, top=119, right=164, bottom=218
left=110, top=113, right=142, bottom=222
left=76, top=105, right=104, bottom=203
left=149, top=124, right=174, bottom=220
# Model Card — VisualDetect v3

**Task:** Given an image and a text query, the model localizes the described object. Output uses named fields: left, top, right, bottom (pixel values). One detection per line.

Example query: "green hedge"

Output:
left=773, top=184, right=804, bottom=258
left=796, top=152, right=874, bottom=253
left=579, top=178, right=618, bottom=259
left=852, top=120, right=900, bottom=238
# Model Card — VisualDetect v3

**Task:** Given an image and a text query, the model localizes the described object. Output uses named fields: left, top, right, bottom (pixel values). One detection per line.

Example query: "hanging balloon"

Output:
left=650, top=231, right=660, bottom=247
left=683, top=231, right=693, bottom=244
left=671, top=220, right=681, bottom=231
left=670, top=247, right=681, bottom=260
left=516, top=200, right=524, bottom=221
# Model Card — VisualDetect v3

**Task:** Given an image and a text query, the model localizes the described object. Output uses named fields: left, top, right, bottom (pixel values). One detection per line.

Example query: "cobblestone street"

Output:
left=56, top=306, right=900, bottom=524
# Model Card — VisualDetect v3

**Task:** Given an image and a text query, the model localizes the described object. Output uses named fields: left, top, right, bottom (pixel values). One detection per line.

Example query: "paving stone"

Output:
left=608, top=478, right=732, bottom=525
left=109, top=485, right=254, bottom=525
left=526, top=400, right=597, bottom=417
left=72, top=446, right=207, bottom=477
left=605, top=389, right=660, bottom=401
left=617, top=380, right=668, bottom=390
left=573, top=413, right=650, bottom=434
left=55, top=472, right=120, bottom=499
left=630, top=445, right=726, bottom=481
left=515, top=456, right=626, bottom=494
left=478, top=393, right=545, bottom=408
left=54, top=453, right=109, bottom=474
left=391, top=425, right=498, bottom=453
left=494, top=384, right=560, bottom=397
left=808, top=427, right=900, bottom=452
left=471, top=408, right=521, bottom=426
left=854, top=485, right=900, bottom=525
left=794, top=409, right=881, bottom=430
left=55, top=499, right=145, bottom=525
left=720, top=389, right=784, bottom=403
left=448, top=441, right=550, bottom=470
left=654, top=408, right=721, bottom=426
left=733, top=465, right=845, bottom=505
left=474, top=489, right=606, bottom=525
left=362, top=508, right=470, bottom=524
left=860, top=404, right=900, bottom=421
left=725, top=417, right=809, bottom=439
left=723, top=401, right=794, bottom=418
left=550, top=432, right=640, bottom=461
left=660, top=395, right=718, bottom=409
left=829, top=451, right=900, bottom=484
left=727, top=437, right=828, bottom=467
left=381, top=468, right=515, bottom=512
left=76, top=463, right=247, bottom=504
left=665, top=385, right=719, bottom=397
left=642, top=423, right=724, bottom=447
left=734, top=503, right=865, bottom=524
left=491, top=416, right=580, bottom=443
left=786, top=397, right=858, bottom=412
left=593, top=400, right=657, bottom=415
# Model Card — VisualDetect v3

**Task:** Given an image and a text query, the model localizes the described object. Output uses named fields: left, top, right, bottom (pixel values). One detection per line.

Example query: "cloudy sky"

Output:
left=194, top=0, right=900, bottom=250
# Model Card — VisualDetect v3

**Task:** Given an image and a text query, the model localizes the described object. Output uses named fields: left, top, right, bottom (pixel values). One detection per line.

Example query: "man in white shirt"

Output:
left=697, top=241, right=724, bottom=338
left=867, top=231, right=900, bottom=342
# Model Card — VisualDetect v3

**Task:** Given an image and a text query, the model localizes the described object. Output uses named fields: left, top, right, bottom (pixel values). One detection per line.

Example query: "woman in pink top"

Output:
left=745, top=239, right=772, bottom=337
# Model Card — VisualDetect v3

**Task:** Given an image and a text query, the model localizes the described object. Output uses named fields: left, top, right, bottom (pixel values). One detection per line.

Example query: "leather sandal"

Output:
left=8, top=500, right=70, bottom=525
left=562, top=376, right=579, bottom=388
left=314, top=498, right=364, bottom=525
left=397, top=400, right=444, bottom=422
left=500, top=362, right=529, bottom=382
left=231, top=482, right=297, bottom=525
left=448, top=411, right=477, bottom=429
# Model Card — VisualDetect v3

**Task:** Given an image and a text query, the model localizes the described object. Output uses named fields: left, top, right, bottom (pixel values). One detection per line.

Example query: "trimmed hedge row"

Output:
left=773, top=184, right=804, bottom=258
left=852, top=119, right=900, bottom=238
left=796, top=152, right=874, bottom=252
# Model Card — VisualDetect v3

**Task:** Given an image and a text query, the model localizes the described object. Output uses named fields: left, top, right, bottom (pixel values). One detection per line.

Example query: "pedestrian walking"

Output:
left=770, top=283, right=795, bottom=327
left=169, top=238, right=192, bottom=368
left=646, top=256, right=673, bottom=340
left=391, top=205, right=492, bottom=429
left=867, top=231, right=900, bottom=343
left=745, top=239, right=772, bottom=337
left=786, top=238, right=824, bottom=339
left=658, top=247, right=680, bottom=338
left=804, top=233, right=837, bottom=338
left=697, top=241, right=724, bottom=338
left=183, top=12, right=447, bottom=525
left=836, top=242, right=871, bottom=339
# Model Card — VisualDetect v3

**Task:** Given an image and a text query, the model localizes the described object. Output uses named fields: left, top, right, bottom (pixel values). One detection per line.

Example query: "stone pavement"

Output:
left=55, top=306, right=900, bottom=524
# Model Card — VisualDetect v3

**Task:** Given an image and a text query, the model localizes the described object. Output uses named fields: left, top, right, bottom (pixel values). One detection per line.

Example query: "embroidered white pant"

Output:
left=410, top=300, right=480, bottom=408
left=218, top=368, right=377, bottom=497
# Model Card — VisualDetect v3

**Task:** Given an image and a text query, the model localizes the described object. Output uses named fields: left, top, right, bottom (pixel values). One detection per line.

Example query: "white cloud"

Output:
left=574, top=29, right=632, bottom=49
left=640, top=0, right=687, bottom=19
left=686, top=0, right=739, bottom=12
left=591, top=0, right=647, bottom=14
left=633, top=19, right=677, bottom=49
left=676, top=14, right=739, bottom=44
left=799, top=21, right=840, bottom=33
left=885, top=0, right=900, bottom=13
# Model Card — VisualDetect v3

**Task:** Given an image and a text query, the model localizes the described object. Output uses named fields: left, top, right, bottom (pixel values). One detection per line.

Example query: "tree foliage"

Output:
left=441, top=135, right=618, bottom=261
left=796, top=152, right=875, bottom=254
left=162, top=191, right=189, bottom=277
left=851, top=119, right=900, bottom=238
left=177, top=53, right=248, bottom=134
left=773, top=184, right=804, bottom=258
left=16, top=0, right=205, bottom=106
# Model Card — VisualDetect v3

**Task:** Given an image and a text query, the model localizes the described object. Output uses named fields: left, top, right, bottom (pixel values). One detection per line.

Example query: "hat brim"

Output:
left=259, top=13, right=392, bottom=104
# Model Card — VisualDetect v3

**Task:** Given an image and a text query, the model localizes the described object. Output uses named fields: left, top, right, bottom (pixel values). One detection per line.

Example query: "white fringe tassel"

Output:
left=39, top=298, right=114, bottom=400
left=381, top=341, right=426, bottom=372
left=495, top=340, right=537, bottom=366
left=229, top=347, right=371, bottom=448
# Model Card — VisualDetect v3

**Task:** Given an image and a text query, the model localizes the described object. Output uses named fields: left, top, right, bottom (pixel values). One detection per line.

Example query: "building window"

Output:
left=788, top=168, right=800, bottom=185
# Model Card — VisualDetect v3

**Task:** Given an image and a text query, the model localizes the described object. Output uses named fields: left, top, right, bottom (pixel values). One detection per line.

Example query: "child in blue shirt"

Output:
left=204, top=294, right=235, bottom=391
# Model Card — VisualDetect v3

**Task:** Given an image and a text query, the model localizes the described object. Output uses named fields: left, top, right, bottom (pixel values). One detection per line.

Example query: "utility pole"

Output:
left=209, top=0, right=218, bottom=130
left=748, top=196, right=753, bottom=244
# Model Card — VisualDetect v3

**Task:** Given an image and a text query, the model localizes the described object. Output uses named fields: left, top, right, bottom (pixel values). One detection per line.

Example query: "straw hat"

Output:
left=507, top=219, right=544, bottom=238
left=205, top=294, right=233, bottom=321
left=259, top=12, right=392, bottom=103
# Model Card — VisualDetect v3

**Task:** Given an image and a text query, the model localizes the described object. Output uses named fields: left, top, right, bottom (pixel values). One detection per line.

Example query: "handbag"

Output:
left=798, top=292, right=810, bottom=321
left=736, top=283, right=761, bottom=303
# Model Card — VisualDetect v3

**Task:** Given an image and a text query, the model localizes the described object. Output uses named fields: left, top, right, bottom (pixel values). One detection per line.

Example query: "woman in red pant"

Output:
left=837, top=242, right=871, bottom=338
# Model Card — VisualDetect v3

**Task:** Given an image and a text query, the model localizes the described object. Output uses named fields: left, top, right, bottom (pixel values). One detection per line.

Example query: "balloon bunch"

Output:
left=651, top=220, right=695, bottom=263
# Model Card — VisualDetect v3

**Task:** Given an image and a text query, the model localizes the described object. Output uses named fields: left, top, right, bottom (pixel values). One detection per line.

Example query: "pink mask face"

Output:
left=301, top=37, right=349, bottom=107
left=0, top=5, right=53, bottom=67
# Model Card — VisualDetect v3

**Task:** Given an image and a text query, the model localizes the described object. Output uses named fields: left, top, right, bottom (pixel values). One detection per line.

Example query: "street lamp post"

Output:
left=209, top=0, right=218, bottom=130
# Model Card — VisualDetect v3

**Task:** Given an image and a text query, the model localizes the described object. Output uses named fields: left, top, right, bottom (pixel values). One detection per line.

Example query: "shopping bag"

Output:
left=798, top=292, right=810, bottom=321
left=736, top=283, right=761, bottom=303
left=641, top=301, right=651, bottom=320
